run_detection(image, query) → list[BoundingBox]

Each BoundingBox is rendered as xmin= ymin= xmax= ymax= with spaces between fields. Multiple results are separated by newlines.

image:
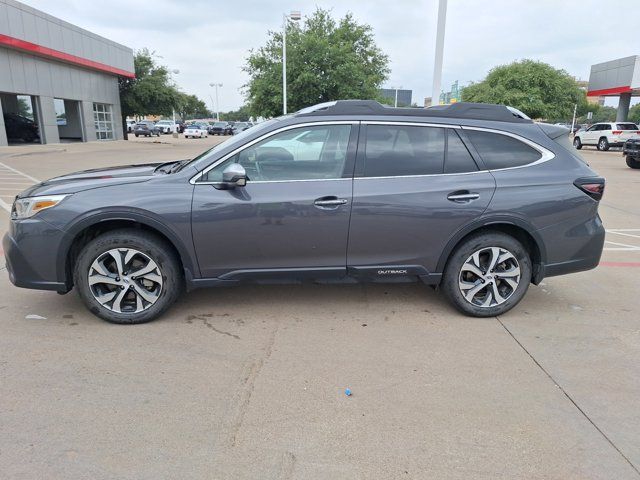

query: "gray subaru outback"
xmin=3 ymin=101 xmax=605 ymax=324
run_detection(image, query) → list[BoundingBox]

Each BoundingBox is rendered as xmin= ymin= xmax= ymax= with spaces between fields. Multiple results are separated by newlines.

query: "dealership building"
xmin=0 ymin=0 xmax=134 ymax=146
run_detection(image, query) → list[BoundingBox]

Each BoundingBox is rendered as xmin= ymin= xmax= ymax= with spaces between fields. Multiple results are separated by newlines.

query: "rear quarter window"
xmin=464 ymin=130 xmax=542 ymax=170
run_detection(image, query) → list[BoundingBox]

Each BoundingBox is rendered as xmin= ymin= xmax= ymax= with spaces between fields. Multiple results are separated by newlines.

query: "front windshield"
xmin=182 ymin=118 xmax=280 ymax=170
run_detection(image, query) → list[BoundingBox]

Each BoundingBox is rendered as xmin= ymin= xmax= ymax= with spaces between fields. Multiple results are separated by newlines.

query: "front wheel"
xmin=74 ymin=229 xmax=182 ymax=324
xmin=441 ymin=232 xmax=532 ymax=317
xmin=627 ymin=156 xmax=640 ymax=169
xmin=573 ymin=137 xmax=582 ymax=149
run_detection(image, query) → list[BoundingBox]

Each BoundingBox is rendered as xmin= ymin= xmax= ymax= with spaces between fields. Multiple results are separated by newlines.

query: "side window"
xmin=465 ymin=130 xmax=542 ymax=170
xmin=363 ymin=125 xmax=445 ymax=177
xmin=445 ymin=130 xmax=478 ymax=174
xmin=203 ymin=125 xmax=351 ymax=182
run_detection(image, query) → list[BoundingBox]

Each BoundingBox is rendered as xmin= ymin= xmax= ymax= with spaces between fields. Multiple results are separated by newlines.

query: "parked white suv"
xmin=155 ymin=120 xmax=178 ymax=134
xmin=573 ymin=122 xmax=640 ymax=151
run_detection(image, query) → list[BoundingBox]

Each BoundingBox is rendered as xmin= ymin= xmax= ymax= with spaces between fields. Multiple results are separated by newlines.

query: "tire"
xmin=573 ymin=137 xmax=582 ymax=149
xmin=135 ymin=134 xmax=139 ymax=137
xmin=627 ymin=156 xmax=640 ymax=169
xmin=74 ymin=229 xmax=183 ymax=324
xmin=441 ymin=232 xmax=532 ymax=318
xmin=597 ymin=137 xmax=610 ymax=151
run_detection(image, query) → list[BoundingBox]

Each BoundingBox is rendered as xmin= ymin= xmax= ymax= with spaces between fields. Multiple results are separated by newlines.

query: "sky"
xmin=21 ymin=0 xmax=640 ymax=112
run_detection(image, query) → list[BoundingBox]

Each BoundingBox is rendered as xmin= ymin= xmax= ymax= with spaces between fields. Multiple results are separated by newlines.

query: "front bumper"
xmin=623 ymin=141 xmax=640 ymax=157
xmin=3 ymin=218 xmax=69 ymax=292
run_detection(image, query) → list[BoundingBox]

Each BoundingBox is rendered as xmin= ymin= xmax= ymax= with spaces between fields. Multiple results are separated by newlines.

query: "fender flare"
xmin=56 ymin=208 xmax=198 ymax=284
xmin=435 ymin=214 xmax=547 ymax=274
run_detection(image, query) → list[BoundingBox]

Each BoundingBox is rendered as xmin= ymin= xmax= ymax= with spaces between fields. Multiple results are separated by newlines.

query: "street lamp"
xmin=209 ymin=83 xmax=223 ymax=121
xmin=172 ymin=69 xmax=180 ymax=127
xmin=390 ymin=86 xmax=403 ymax=107
xmin=282 ymin=10 xmax=302 ymax=115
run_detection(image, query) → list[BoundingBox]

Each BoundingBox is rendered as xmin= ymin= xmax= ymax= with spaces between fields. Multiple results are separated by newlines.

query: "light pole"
xmin=209 ymin=83 xmax=222 ymax=121
xmin=390 ymin=86 xmax=403 ymax=107
xmin=282 ymin=10 xmax=302 ymax=115
xmin=431 ymin=0 xmax=448 ymax=105
xmin=171 ymin=69 xmax=180 ymax=131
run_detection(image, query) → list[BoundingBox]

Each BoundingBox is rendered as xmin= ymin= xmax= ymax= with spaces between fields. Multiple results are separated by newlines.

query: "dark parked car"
xmin=133 ymin=122 xmax=161 ymax=137
xmin=623 ymin=137 xmax=640 ymax=169
xmin=208 ymin=121 xmax=232 ymax=135
xmin=4 ymin=100 xmax=605 ymax=324
xmin=232 ymin=122 xmax=250 ymax=135
xmin=3 ymin=113 xmax=39 ymax=143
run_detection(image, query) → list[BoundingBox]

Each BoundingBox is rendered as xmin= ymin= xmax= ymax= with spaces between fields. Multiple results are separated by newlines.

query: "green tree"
xmin=244 ymin=8 xmax=390 ymax=117
xmin=220 ymin=105 xmax=252 ymax=122
xmin=461 ymin=60 xmax=586 ymax=121
xmin=175 ymin=93 xmax=211 ymax=120
xmin=576 ymin=104 xmax=617 ymax=124
xmin=628 ymin=103 xmax=640 ymax=124
xmin=118 ymin=49 xmax=180 ymax=135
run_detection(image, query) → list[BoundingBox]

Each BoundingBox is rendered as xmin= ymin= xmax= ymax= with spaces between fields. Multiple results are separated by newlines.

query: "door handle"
xmin=447 ymin=191 xmax=480 ymax=203
xmin=314 ymin=196 xmax=348 ymax=208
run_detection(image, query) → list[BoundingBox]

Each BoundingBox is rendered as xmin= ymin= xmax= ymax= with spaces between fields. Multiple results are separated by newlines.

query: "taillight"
xmin=574 ymin=177 xmax=605 ymax=201
xmin=612 ymin=131 xmax=622 ymax=135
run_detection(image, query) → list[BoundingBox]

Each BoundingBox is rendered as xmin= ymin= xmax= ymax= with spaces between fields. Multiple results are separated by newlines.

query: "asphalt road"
xmin=0 ymin=137 xmax=639 ymax=479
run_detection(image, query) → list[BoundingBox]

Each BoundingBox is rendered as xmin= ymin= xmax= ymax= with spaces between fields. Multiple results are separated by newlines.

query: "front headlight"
xmin=11 ymin=195 xmax=68 ymax=220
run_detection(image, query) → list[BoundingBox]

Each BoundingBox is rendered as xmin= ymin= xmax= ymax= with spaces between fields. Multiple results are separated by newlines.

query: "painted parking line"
xmin=604 ymin=229 xmax=640 ymax=252
xmin=0 ymin=161 xmax=40 ymax=213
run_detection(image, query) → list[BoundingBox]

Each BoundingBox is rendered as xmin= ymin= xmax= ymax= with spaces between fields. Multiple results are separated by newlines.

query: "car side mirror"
xmin=220 ymin=164 xmax=247 ymax=188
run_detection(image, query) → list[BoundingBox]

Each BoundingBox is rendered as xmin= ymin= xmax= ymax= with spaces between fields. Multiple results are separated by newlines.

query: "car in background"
xmin=133 ymin=122 xmax=161 ymax=137
xmin=184 ymin=124 xmax=208 ymax=138
xmin=208 ymin=122 xmax=232 ymax=135
xmin=3 ymin=113 xmax=39 ymax=143
xmin=126 ymin=120 xmax=136 ymax=133
xmin=232 ymin=122 xmax=250 ymax=135
xmin=573 ymin=122 xmax=640 ymax=151
xmin=155 ymin=120 xmax=177 ymax=134
xmin=623 ymin=137 xmax=640 ymax=169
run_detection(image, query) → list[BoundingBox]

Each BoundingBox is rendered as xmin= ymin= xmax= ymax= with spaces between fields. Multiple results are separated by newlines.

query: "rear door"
xmin=347 ymin=122 xmax=495 ymax=277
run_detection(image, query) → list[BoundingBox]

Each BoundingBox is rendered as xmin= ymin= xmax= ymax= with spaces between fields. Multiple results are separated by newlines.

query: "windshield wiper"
xmin=154 ymin=160 xmax=186 ymax=174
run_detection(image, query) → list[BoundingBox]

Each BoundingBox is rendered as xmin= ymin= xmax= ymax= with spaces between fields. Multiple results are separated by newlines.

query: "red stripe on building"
xmin=587 ymin=86 xmax=632 ymax=97
xmin=0 ymin=33 xmax=135 ymax=78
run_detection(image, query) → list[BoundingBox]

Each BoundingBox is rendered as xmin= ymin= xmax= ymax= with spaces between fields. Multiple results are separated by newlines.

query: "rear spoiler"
xmin=538 ymin=122 xmax=570 ymax=140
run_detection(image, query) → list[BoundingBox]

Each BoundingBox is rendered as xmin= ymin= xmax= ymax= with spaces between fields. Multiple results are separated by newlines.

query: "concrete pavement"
xmin=0 ymin=140 xmax=639 ymax=479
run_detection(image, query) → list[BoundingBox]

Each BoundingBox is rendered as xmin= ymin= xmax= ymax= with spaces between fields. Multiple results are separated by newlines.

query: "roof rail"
xmin=296 ymin=100 xmax=533 ymax=123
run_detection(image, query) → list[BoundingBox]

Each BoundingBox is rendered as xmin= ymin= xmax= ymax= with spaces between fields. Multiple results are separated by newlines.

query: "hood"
xmin=18 ymin=163 xmax=163 ymax=197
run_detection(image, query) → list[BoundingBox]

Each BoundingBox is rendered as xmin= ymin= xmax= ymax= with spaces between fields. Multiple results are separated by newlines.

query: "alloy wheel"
xmin=458 ymin=246 xmax=521 ymax=308
xmin=88 ymin=248 xmax=163 ymax=314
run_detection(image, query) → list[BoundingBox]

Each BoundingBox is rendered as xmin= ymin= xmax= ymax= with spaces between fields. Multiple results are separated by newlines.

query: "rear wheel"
xmin=573 ymin=137 xmax=582 ymax=149
xmin=597 ymin=137 xmax=610 ymax=151
xmin=627 ymin=156 xmax=640 ymax=169
xmin=441 ymin=232 xmax=532 ymax=317
xmin=74 ymin=229 xmax=182 ymax=324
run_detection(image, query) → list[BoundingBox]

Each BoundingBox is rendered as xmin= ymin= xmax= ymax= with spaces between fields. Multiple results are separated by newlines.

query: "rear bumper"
xmin=3 ymin=219 xmax=68 ymax=292
xmin=537 ymin=213 xmax=605 ymax=280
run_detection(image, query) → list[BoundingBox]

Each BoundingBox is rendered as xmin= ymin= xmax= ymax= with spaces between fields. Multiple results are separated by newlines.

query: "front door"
xmin=192 ymin=123 xmax=358 ymax=279
xmin=347 ymin=123 xmax=495 ymax=277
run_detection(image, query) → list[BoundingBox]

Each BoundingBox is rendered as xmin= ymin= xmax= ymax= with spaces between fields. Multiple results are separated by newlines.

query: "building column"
xmin=80 ymin=101 xmax=96 ymax=142
xmin=112 ymin=101 xmax=124 ymax=141
xmin=36 ymin=96 xmax=60 ymax=144
xmin=0 ymin=98 xmax=7 ymax=147
xmin=616 ymin=92 xmax=632 ymax=122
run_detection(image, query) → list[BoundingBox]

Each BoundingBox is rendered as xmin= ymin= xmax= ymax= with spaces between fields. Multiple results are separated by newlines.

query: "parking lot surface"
xmin=0 ymin=138 xmax=639 ymax=479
